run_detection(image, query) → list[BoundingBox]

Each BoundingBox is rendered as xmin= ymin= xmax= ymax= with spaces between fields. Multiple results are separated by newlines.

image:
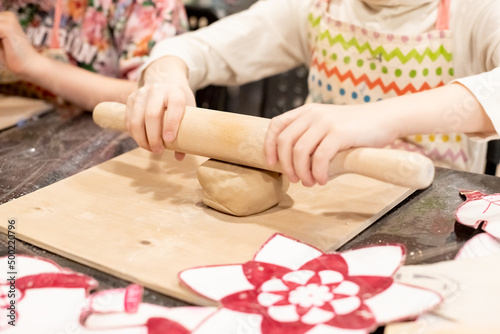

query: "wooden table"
xmin=1 ymin=106 xmax=497 ymax=309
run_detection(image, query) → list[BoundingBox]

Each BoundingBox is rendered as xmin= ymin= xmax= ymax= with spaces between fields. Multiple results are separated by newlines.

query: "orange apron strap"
xmin=435 ymin=0 xmax=451 ymax=30
xmin=50 ymin=0 xmax=63 ymax=49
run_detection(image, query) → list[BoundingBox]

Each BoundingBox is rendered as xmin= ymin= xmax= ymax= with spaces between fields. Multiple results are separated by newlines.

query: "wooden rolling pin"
xmin=93 ymin=102 xmax=435 ymax=189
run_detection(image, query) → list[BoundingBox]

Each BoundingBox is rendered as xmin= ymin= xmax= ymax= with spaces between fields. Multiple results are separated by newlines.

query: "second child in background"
xmin=0 ymin=0 xmax=188 ymax=110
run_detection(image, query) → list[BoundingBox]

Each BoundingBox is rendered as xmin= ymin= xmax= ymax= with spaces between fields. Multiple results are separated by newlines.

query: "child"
xmin=125 ymin=0 xmax=500 ymax=186
xmin=0 ymin=0 xmax=188 ymax=110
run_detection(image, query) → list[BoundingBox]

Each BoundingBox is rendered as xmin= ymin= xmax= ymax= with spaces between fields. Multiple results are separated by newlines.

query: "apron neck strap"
xmin=50 ymin=0 xmax=63 ymax=49
xmin=435 ymin=0 xmax=451 ymax=30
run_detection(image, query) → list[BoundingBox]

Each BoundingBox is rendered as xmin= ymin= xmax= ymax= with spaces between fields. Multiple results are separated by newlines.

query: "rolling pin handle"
xmin=93 ymin=102 xmax=127 ymax=132
xmin=329 ymin=148 xmax=435 ymax=189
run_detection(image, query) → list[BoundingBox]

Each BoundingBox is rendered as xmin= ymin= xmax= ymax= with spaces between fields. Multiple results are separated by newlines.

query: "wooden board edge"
xmin=326 ymin=187 xmax=416 ymax=252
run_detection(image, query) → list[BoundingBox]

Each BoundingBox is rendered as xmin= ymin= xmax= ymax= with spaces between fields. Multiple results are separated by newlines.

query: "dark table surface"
xmin=0 ymin=106 xmax=497 ymax=309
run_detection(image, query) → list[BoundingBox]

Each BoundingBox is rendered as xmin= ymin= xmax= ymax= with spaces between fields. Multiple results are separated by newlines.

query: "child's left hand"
xmin=0 ymin=11 xmax=43 ymax=79
xmin=264 ymin=103 xmax=398 ymax=187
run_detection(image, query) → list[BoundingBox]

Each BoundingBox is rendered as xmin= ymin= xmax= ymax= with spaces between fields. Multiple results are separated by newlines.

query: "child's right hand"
xmin=125 ymin=57 xmax=195 ymax=158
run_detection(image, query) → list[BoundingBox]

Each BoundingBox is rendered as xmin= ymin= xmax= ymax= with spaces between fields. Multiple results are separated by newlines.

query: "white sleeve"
xmin=452 ymin=0 xmax=500 ymax=135
xmin=456 ymin=68 xmax=500 ymax=136
xmin=143 ymin=0 xmax=311 ymax=90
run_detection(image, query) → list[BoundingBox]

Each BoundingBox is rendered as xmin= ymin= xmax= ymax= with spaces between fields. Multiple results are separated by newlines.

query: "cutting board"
xmin=0 ymin=148 xmax=415 ymax=305
xmin=0 ymin=95 xmax=52 ymax=130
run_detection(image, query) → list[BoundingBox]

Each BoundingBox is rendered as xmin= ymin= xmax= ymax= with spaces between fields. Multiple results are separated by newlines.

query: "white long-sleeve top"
xmin=144 ymin=0 xmax=500 ymax=135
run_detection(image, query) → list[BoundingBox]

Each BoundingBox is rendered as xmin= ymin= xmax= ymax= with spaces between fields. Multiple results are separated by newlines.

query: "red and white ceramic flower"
xmin=455 ymin=190 xmax=500 ymax=238
xmin=180 ymin=234 xmax=443 ymax=334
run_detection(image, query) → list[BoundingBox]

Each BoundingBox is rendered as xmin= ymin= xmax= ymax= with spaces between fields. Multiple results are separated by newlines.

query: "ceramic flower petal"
xmin=243 ymin=261 xmax=292 ymax=288
xmin=254 ymin=234 xmax=324 ymax=270
xmin=455 ymin=232 xmax=500 ymax=260
xmin=300 ymin=254 xmax=349 ymax=276
xmin=455 ymin=190 xmax=500 ymax=238
xmin=364 ymin=282 xmax=442 ymax=323
xmin=182 ymin=234 xmax=442 ymax=334
xmin=340 ymin=245 xmax=405 ymax=277
xmin=180 ymin=264 xmax=255 ymax=301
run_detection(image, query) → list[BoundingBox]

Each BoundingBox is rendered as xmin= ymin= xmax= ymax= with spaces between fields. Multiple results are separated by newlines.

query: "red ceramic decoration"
xmin=180 ymin=234 xmax=443 ymax=334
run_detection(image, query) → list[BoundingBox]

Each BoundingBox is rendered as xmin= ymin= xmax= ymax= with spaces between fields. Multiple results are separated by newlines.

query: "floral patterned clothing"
xmin=0 ymin=0 xmax=188 ymax=80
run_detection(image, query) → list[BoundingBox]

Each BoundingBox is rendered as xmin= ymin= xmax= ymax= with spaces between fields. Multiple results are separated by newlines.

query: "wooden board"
xmin=0 ymin=95 xmax=52 ymax=130
xmin=0 ymin=148 xmax=415 ymax=305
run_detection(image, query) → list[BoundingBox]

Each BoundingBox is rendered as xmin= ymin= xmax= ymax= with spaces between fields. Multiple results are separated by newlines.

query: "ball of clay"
xmin=197 ymin=159 xmax=289 ymax=216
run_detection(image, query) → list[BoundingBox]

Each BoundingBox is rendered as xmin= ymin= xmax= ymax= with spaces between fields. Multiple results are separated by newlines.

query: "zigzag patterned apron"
xmin=307 ymin=0 xmax=485 ymax=172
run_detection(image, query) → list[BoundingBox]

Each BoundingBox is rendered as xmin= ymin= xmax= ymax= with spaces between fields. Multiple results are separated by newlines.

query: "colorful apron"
xmin=307 ymin=0 xmax=486 ymax=173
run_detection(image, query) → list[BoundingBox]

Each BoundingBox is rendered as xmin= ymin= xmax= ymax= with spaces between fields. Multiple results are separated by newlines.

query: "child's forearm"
xmin=378 ymin=83 xmax=495 ymax=138
xmin=23 ymin=56 xmax=137 ymax=111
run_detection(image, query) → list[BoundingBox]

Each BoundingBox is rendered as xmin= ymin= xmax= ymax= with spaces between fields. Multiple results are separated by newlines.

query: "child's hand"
xmin=125 ymin=58 xmax=195 ymax=158
xmin=264 ymin=103 xmax=398 ymax=187
xmin=0 ymin=12 xmax=42 ymax=78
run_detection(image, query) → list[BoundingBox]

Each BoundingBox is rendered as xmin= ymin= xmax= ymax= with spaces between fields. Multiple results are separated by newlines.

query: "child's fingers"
xmin=144 ymin=86 xmax=167 ymax=154
xmin=292 ymin=127 xmax=328 ymax=187
xmin=162 ymin=88 xmax=186 ymax=143
xmin=125 ymin=94 xmax=134 ymax=133
xmin=264 ymin=107 xmax=305 ymax=166
xmin=126 ymin=89 xmax=151 ymax=152
xmin=0 ymin=17 xmax=37 ymax=76
xmin=0 ymin=13 xmax=29 ymax=43
xmin=174 ymin=151 xmax=186 ymax=161
xmin=0 ymin=12 xmax=17 ymax=32
xmin=311 ymin=134 xmax=339 ymax=186
xmin=275 ymin=115 xmax=311 ymax=183
xmin=0 ymin=11 xmax=17 ymax=21
xmin=167 ymin=99 xmax=187 ymax=161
